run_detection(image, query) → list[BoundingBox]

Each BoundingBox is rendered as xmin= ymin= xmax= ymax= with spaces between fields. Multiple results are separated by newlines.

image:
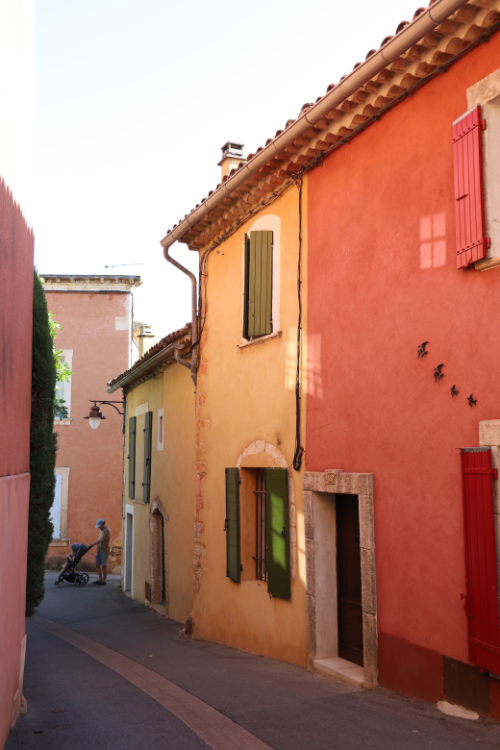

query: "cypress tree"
xmin=26 ymin=273 xmax=57 ymax=617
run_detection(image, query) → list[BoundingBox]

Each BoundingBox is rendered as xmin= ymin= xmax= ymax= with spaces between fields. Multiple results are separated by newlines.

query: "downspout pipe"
xmin=163 ymin=245 xmax=198 ymax=387
xmin=159 ymin=0 xmax=469 ymax=252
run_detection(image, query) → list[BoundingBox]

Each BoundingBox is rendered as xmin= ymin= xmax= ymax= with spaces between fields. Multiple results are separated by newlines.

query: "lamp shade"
xmin=84 ymin=403 xmax=106 ymax=429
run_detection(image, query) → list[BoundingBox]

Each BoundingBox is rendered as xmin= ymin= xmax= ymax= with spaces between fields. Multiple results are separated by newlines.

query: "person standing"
xmin=92 ymin=518 xmax=111 ymax=585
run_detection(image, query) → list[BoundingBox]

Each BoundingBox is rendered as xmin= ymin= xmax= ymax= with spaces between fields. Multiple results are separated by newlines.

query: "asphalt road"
xmin=7 ymin=572 xmax=500 ymax=750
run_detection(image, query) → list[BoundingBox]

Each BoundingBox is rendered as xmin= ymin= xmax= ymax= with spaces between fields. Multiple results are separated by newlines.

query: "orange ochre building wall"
xmin=45 ymin=287 xmax=132 ymax=571
xmin=306 ymin=32 xmax=500 ymax=716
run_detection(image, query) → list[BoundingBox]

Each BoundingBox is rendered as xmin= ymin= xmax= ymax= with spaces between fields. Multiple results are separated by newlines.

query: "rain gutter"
xmin=107 ymin=340 xmax=189 ymax=394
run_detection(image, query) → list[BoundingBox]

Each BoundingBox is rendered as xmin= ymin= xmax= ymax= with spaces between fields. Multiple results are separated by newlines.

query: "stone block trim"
xmin=194 ymin=381 xmax=208 ymax=594
xmin=302 ymin=470 xmax=378 ymax=688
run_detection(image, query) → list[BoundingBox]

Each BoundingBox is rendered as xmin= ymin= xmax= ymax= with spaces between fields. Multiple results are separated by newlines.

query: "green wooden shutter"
xmin=243 ymin=235 xmax=250 ymax=339
xmin=225 ymin=468 xmax=241 ymax=583
xmin=266 ymin=468 xmax=290 ymax=600
xmin=143 ymin=411 xmax=152 ymax=503
xmin=128 ymin=416 xmax=136 ymax=499
xmin=248 ymin=231 xmax=273 ymax=338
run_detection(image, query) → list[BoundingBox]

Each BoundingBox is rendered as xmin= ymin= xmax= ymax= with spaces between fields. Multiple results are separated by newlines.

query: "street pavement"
xmin=6 ymin=571 xmax=500 ymax=750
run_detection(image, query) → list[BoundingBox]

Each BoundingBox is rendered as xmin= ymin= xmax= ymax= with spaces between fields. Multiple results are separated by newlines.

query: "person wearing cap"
xmin=91 ymin=519 xmax=111 ymax=586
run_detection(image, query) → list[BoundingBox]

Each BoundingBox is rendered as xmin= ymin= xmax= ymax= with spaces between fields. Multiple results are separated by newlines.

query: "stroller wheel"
xmin=75 ymin=573 xmax=89 ymax=587
xmin=55 ymin=578 xmax=63 ymax=586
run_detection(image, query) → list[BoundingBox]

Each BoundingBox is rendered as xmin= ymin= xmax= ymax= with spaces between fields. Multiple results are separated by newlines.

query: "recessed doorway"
xmin=125 ymin=507 xmax=134 ymax=596
xmin=303 ymin=470 xmax=377 ymax=689
xmin=336 ymin=495 xmax=363 ymax=666
xmin=150 ymin=499 xmax=168 ymax=614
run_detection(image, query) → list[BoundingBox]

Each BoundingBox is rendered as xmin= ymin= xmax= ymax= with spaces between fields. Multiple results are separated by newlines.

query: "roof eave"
xmin=160 ymin=0 xmax=470 ymax=251
xmin=107 ymin=341 xmax=190 ymax=393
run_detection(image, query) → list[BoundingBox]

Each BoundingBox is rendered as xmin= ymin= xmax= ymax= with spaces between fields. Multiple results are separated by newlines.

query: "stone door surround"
xmin=303 ymin=470 xmax=377 ymax=689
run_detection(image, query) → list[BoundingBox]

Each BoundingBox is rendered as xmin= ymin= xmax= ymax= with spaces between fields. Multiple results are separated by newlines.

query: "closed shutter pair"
xmin=225 ymin=467 xmax=291 ymax=600
xmin=460 ymin=448 xmax=500 ymax=674
xmin=243 ymin=231 xmax=273 ymax=339
xmin=453 ymin=105 xmax=489 ymax=268
xmin=128 ymin=412 xmax=152 ymax=502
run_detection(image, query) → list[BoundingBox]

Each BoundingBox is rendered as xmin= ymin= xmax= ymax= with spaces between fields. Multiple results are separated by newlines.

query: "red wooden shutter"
xmin=461 ymin=448 xmax=500 ymax=674
xmin=453 ymin=106 xmax=488 ymax=269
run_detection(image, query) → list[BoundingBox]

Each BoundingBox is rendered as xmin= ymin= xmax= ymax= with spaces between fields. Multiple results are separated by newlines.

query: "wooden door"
xmin=337 ymin=495 xmax=363 ymax=666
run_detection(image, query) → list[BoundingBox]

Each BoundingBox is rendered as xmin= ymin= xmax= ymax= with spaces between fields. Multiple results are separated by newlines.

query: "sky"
xmin=36 ymin=0 xmax=420 ymax=340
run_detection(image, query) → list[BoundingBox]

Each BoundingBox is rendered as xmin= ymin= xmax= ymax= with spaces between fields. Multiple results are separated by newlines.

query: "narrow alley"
xmin=7 ymin=573 xmax=500 ymax=750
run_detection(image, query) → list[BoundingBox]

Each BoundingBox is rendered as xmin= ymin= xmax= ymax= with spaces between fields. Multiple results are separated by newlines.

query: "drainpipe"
xmin=163 ymin=245 xmax=198 ymax=388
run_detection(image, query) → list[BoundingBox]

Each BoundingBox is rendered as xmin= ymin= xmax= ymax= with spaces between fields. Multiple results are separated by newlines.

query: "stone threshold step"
xmin=313 ymin=656 xmax=364 ymax=688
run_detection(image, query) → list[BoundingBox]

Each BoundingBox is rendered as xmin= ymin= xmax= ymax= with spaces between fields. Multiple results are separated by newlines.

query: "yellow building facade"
xmin=107 ymin=325 xmax=195 ymax=625
xmin=181 ymin=182 xmax=310 ymax=666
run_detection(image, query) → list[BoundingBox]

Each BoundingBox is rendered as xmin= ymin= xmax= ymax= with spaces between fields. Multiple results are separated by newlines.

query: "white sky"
xmin=36 ymin=0 xmax=420 ymax=340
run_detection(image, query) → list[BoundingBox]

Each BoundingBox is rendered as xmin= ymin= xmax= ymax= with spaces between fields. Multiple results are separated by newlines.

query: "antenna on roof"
xmin=104 ymin=263 xmax=144 ymax=274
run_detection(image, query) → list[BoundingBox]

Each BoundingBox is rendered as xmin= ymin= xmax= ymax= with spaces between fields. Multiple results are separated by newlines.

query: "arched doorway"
xmin=150 ymin=500 xmax=167 ymax=608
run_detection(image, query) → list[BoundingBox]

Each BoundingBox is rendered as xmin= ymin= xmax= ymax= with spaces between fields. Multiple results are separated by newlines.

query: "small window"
xmin=254 ymin=469 xmax=267 ymax=581
xmin=54 ymin=349 xmax=73 ymax=422
xmin=50 ymin=468 xmax=69 ymax=540
xmin=55 ymin=357 xmax=65 ymax=404
xmin=225 ymin=466 xmax=290 ymax=599
xmin=51 ymin=474 xmax=62 ymax=539
xmin=243 ymin=231 xmax=273 ymax=339
xmin=157 ymin=408 xmax=164 ymax=451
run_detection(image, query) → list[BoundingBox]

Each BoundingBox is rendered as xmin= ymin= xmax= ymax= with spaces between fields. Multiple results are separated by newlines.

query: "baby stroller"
xmin=55 ymin=543 xmax=90 ymax=587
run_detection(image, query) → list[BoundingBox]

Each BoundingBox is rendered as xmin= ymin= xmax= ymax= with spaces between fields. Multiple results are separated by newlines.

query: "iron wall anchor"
xmin=417 ymin=341 xmax=428 ymax=359
xmin=434 ymin=364 xmax=444 ymax=382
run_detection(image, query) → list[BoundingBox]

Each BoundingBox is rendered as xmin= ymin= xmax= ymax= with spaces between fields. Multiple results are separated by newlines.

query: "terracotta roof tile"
xmin=107 ymin=323 xmax=191 ymax=390
xmin=164 ymin=0 xmax=500 ymax=251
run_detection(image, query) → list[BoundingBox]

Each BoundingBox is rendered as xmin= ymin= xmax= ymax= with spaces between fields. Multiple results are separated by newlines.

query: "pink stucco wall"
xmin=0 ymin=476 xmax=30 ymax=741
xmin=0 ymin=177 xmax=34 ymax=746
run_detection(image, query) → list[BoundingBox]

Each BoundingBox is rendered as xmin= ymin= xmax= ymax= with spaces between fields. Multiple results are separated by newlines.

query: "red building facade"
xmin=306 ymin=21 xmax=500 ymax=717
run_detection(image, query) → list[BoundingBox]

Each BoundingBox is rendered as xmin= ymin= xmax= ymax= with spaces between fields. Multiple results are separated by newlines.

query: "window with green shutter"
xmin=243 ymin=230 xmax=273 ymax=339
xmin=128 ymin=416 xmax=136 ymax=499
xmin=225 ymin=468 xmax=241 ymax=583
xmin=143 ymin=411 xmax=152 ymax=503
xmin=266 ymin=468 xmax=290 ymax=600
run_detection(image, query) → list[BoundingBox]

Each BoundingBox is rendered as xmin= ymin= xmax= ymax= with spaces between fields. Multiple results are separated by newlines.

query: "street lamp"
xmin=84 ymin=400 xmax=124 ymax=429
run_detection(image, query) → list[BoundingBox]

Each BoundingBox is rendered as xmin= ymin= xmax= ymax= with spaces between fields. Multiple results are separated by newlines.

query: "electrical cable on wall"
xmin=288 ymin=169 xmax=305 ymax=471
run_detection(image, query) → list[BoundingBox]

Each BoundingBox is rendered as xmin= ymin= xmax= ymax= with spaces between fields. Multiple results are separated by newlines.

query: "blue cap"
xmin=95 ymin=518 xmax=105 ymax=528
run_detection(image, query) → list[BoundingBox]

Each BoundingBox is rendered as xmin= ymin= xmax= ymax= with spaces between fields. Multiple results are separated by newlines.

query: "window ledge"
xmin=54 ymin=418 xmax=72 ymax=426
xmin=241 ymin=579 xmax=268 ymax=590
xmin=238 ymin=331 xmax=282 ymax=350
xmin=475 ymin=256 xmax=500 ymax=272
xmin=50 ymin=538 xmax=70 ymax=547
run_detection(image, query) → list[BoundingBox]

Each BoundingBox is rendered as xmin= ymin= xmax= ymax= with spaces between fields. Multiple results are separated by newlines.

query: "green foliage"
xmin=26 ymin=273 xmax=58 ymax=617
xmin=53 ymin=397 xmax=68 ymax=420
xmin=49 ymin=312 xmax=71 ymax=384
xmin=48 ymin=309 xmax=72 ymax=419
xmin=37 ymin=279 xmax=72 ymax=419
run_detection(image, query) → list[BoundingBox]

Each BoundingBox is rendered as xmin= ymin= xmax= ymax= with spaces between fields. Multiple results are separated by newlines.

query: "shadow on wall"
xmin=286 ymin=327 xmax=323 ymax=398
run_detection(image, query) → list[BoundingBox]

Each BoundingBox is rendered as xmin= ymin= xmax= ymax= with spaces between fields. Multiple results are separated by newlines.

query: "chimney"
xmin=218 ymin=142 xmax=245 ymax=179
xmin=138 ymin=324 xmax=155 ymax=358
